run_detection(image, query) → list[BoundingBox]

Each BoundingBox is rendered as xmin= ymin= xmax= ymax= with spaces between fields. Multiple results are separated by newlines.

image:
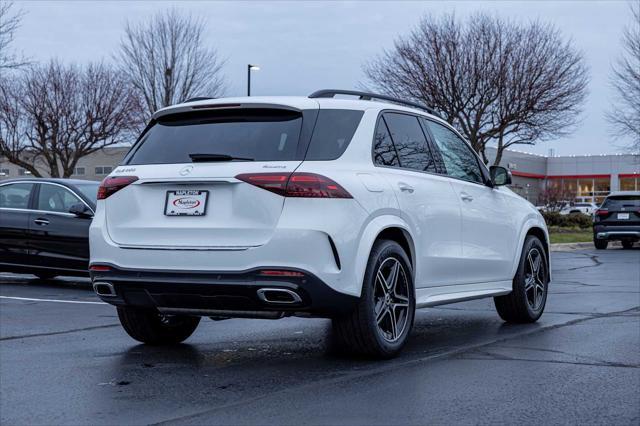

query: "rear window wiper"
xmin=189 ymin=153 xmax=254 ymax=162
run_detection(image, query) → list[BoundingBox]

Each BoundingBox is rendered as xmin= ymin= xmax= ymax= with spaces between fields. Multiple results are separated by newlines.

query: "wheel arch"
xmin=353 ymin=215 xmax=415 ymax=297
xmin=511 ymin=220 xmax=551 ymax=281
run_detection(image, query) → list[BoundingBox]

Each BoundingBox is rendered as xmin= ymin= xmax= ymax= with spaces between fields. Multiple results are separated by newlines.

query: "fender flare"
xmin=352 ymin=214 xmax=414 ymax=298
xmin=510 ymin=216 xmax=551 ymax=280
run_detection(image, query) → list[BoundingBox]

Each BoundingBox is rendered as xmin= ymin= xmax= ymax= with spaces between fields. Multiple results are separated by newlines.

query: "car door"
xmin=422 ymin=118 xmax=516 ymax=284
xmin=28 ymin=183 xmax=92 ymax=272
xmin=373 ymin=112 xmax=464 ymax=288
xmin=0 ymin=182 xmax=37 ymax=268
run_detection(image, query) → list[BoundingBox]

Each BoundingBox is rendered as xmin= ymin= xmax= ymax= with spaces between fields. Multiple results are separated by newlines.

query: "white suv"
xmin=90 ymin=90 xmax=550 ymax=358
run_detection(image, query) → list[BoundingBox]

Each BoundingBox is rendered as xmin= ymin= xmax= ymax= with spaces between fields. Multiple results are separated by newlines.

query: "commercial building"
xmin=1 ymin=146 xmax=638 ymax=205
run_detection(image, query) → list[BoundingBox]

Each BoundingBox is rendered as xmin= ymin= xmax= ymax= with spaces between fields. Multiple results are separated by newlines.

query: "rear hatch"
xmin=595 ymin=195 xmax=640 ymax=226
xmin=105 ymin=106 xmax=315 ymax=249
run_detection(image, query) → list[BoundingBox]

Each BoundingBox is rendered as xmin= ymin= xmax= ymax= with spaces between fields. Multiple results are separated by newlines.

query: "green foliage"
xmin=542 ymin=212 xmax=592 ymax=229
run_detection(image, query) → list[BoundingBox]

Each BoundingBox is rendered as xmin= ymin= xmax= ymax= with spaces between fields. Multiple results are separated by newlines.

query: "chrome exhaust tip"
xmin=93 ymin=281 xmax=116 ymax=297
xmin=257 ymin=288 xmax=302 ymax=304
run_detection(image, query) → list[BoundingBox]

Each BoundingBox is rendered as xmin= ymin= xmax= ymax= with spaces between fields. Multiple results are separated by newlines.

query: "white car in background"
xmin=559 ymin=202 xmax=599 ymax=215
xmin=89 ymin=90 xmax=550 ymax=358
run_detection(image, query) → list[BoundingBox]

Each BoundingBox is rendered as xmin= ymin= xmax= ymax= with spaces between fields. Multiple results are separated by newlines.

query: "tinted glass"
xmin=602 ymin=195 xmax=640 ymax=209
xmin=373 ymin=119 xmax=400 ymax=167
xmin=305 ymin=110 xmax=364 ymax=160
xmin=0 ymin=183 xmax=34 ymax=209
xmin=127 ymin=109 xmax=303 ymax=165
xmin=74 ymin=183 xmax=100 ymax=203
xmin=424 ymin=120 xmax=484 ymax=184
xmin=38 ymin=184 xmax=81 ymax=213
xmin=383 ymin=113 xmax=437 ymax=172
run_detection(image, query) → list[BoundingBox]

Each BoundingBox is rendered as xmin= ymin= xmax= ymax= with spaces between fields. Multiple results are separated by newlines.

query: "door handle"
xmin=460 ymin=192 xmax=474 ymax=202
xmin=398 ymin=182 xmax=415 ymax=193
xmin=34 ymin=218 xmax=50 ymax=226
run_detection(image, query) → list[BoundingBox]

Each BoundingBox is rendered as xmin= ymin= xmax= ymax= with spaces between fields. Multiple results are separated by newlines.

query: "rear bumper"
xmin=90 ymin=265 xmax=358 ymax=318
xmin=593 ymin=225 xmax=640 ymax=241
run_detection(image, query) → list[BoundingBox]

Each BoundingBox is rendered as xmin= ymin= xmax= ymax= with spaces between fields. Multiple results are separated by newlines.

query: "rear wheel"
xmin=117 ymin=307 xmax=200 ymax=345
xmin=332 ymin=240 xmax=415 ymax=359
xmin=621 ymin=241 xmax=634 ymax=249
xmin=494 ymin=235 xmax=549 ymax=323
xmin=594 ymin=239 xmax=608 ymax=250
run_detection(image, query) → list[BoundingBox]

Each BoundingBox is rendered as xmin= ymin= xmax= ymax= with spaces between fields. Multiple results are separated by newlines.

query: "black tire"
xmin=35 ymin=273 xmax=57 ymax=280
xmin=621 ymin=241 xmax=634 ymax=249
xmin=494 ymin=235 xmax=549 ymax=323
xmin=594 ymin=239 xmax=608 ymax=250
xmin=117 ymin=307 xmax=200 ymax=345
xmin=332 ymin=239 xmax=415 ymax=359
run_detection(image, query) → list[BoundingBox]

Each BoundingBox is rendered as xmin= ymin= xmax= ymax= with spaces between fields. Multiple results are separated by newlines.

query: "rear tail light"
xmin=236 ymin=173 xmax=352 ymax=198
xmin=595 ymin=209 xmax=609 ymax=216
xmin=97 ymin=176 xmax=138 ymax=200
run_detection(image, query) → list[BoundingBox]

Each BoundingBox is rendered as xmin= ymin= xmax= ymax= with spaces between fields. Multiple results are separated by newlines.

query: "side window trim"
xmin=421 ymin=118 xmax=491 ymax=186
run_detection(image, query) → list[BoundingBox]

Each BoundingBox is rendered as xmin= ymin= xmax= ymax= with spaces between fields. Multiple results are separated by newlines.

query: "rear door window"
xmin=373 ymin=119 xmax=400 ymax=167
xmin=0 ymin=183 xmax=34 ymax=209
xmin=383 ymin=113 xmax=438 ymax=173
xmin=126 ymin=109 xmax=303 ymax=165
xmin=37 ymin=184 xmax=82 ymax=213
xmin=305 ymin=110 xmax=364 ymax=160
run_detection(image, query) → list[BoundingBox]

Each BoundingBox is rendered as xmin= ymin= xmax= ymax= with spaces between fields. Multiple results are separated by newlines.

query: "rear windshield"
xmin=126 ymin=109 xmax=303 ymax=165
xmin=602 ymin=196 xmax=640 ymax=209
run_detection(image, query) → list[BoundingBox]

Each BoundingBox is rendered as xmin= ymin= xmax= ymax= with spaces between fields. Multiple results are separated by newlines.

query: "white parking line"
xmin=0 ymin=296 xmax=107 ymax=305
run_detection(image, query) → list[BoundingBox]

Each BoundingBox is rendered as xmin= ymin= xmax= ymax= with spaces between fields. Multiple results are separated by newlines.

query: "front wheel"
xmin=594 ymin=239 xmax=608 ymax=250
xmin=117 ymin=307 xmax=200 ymax=345
xmin=494 ymin=235 xmax=549 ymax=323
xmin=332 ymin=239 xmax=415 ymax=359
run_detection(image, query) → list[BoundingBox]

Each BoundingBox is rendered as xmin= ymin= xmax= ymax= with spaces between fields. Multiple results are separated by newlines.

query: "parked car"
xmin=90 ymin=90 xmax=550 ymax=358
xmin=0 ymin=178 xmax=99 ymax=279
xmin=593 ymin=191 xmax=640 ymax=250
xmin=559 ymin=202 xmax=599 ymax=216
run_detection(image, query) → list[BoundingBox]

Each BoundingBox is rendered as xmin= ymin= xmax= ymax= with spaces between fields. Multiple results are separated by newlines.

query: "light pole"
xmin=247 ymin=64 xmax=260 ymax=96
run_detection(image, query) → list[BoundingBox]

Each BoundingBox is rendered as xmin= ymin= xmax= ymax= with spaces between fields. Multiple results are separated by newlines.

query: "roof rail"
xmin=308 ymin=89 xmax=439 ymax=116
xmin=183 ymin=97 xmax=214 ymax=103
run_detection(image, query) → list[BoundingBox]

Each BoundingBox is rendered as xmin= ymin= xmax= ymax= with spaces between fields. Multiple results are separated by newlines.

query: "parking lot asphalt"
xmin=1 ymin=247 xmax=639 ymax=425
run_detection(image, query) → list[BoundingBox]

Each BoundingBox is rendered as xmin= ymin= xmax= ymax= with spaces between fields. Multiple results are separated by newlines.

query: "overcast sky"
xmin=9 ymin=0 xmax=635 ymax=156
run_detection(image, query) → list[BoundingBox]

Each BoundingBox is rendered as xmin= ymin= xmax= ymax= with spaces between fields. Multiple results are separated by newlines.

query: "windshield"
xmin=74 ymin=183 xmax=100 ymax=203
xmin=126 ymin=109 xmax=303 ymax=165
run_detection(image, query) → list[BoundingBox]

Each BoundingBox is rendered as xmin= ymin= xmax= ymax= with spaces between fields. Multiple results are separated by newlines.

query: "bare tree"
xmin=364 ymin=13 xmax=589 ymax=165
xmin=117 ymin=9 xmax=226 ymax=122
xmin=0 ymin=1 xmax=28 ymax=70
xmin=0 ymin=61 xmax=138 ymax=177
xmin=607 ymin=2 xmax=640 ymax=150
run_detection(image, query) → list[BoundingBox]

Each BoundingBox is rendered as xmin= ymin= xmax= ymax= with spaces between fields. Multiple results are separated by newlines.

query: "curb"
xmin=550 ymin=242 xmax=593 ymax=252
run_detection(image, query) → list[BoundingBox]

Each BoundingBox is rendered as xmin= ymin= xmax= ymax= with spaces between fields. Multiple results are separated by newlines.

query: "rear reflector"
xmin=259 ymin=270 xmax=305 ymax=277
xmin=97 ymin=176 xmax=138 ymax=200
xmin=89 ymin=265 xmax=111 ymax=272
xmin=236 ymin=173 xmax=352 ymax=198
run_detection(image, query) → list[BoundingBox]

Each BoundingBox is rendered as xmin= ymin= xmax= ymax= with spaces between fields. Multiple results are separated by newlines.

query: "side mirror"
xmin=69 ymin=203 xmax=93 ymax=218
xmin=489 ymin=166 xmax=512 ymax=186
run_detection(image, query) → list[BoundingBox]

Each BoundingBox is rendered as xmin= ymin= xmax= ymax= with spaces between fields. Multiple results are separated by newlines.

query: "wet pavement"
xmin=1 ymin=247 xmax=639 ymax=425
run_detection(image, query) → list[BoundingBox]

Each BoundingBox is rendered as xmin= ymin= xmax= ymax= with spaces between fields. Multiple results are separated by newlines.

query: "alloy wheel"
xmin=524 ymin=248 xmax=546 ymax=311
xmin=373 ymin=257 xmax=411 ymax=342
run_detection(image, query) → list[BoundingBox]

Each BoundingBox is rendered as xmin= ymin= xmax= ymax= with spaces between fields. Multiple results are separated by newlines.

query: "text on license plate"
xmin=165 ymin=190 xmax=208 ymax=216
xmin=617 ymin=213 xmax=630 ymax=220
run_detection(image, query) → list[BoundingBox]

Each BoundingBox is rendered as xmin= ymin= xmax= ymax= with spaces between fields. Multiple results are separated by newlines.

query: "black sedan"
xmin=593 ymin=191 xmax=640 ymax=249
xmin=0 ymin=178 xmax=99 ymax=279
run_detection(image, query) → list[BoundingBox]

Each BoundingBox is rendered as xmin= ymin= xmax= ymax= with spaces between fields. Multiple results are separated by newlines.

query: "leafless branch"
xmin=0 ymin=1 xmax=29 ymax=70
xmin=363 ymin=12 xmax=589 ymax=165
